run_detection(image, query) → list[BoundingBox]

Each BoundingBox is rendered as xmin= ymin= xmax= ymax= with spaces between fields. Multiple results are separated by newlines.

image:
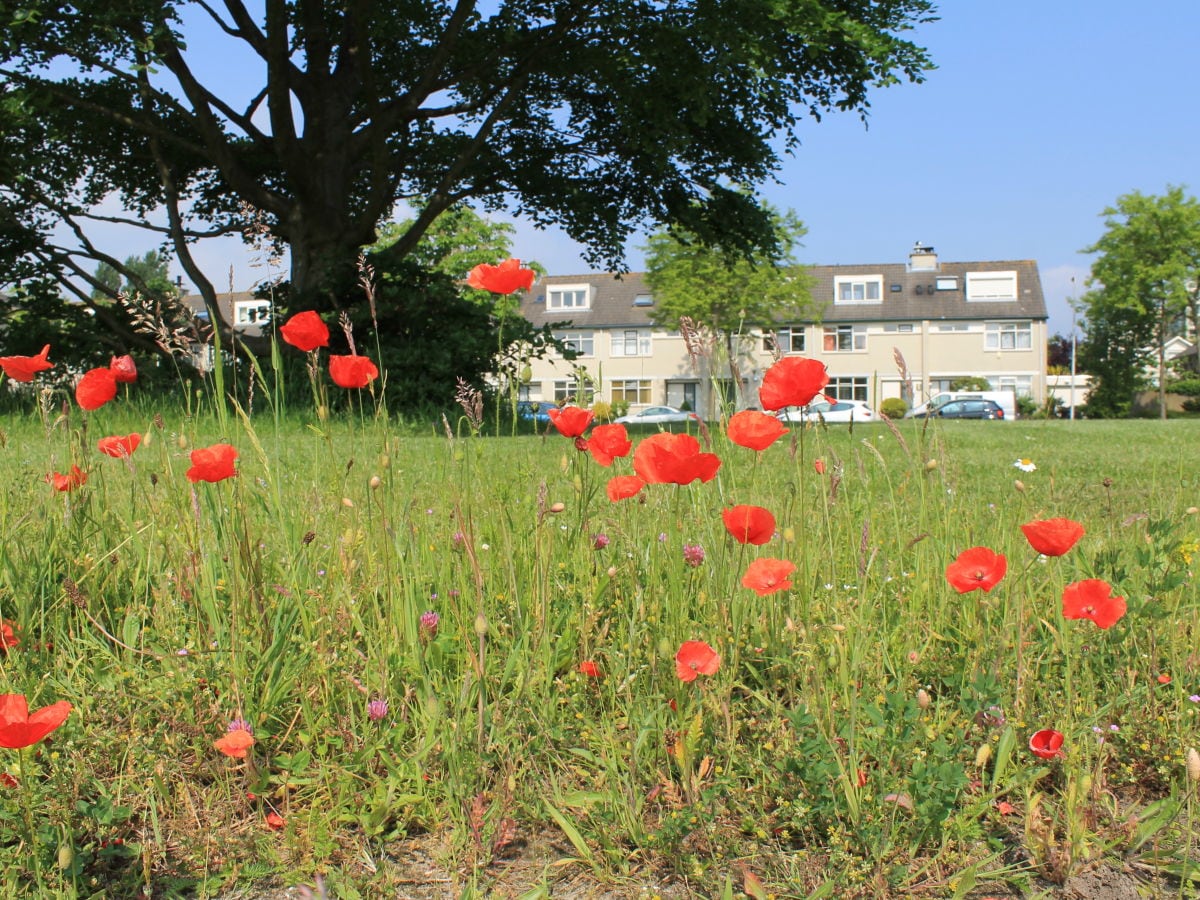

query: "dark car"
xmin=919 ymin=399 xmax=1005 ymax=420
xmin=516 ymin=400 xmax=557 ymax=424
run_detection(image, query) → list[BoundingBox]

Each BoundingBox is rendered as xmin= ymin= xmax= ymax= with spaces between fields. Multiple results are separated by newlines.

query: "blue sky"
xmin=130 ymin=1 xmax=1200 ymax=336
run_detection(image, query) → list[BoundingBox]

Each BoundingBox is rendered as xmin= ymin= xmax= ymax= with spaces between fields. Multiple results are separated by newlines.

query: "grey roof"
xmin=519 ymin=259 xmax=1047 ymax=329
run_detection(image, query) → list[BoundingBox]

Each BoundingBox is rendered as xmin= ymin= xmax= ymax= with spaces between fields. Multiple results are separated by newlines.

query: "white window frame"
xmin=610 ymin=328 xmax=652 ymax=357
xmin=547 ymin=284 xmax=592 ymax=310
xmin=989 ymin=374 xmax=1033 ymax=397
xmin=936 ymin=276 xmax=959 ymax=291
xmin=985 ymin=321 xmax=1032 ymax=351
xmin=883 ymin=323 xmax=916 ymax=333
xmin=234 ymin=300 xmax=271 ymax=326
xmin=553 ymin=379 xmax=594 ymax=404
xmin=827 ymin=376 xmax=869 ymax=402
xmin=834 ymin=275 xmax=883 ymax=305
xmin=822 ymin=324 xmax=867 ymax=353
xmin=966 ymin=271 xmax=1018 ymax=301
xmin=555 ymin=331 xmax=594 ymax=357
xmin=610 ymin=379 xmax=652 ymax=404
xmin=764 ymin=326 xmax=806 ymax=354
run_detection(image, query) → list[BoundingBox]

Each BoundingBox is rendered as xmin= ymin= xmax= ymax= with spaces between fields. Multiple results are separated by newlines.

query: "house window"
xmin=883 ymin=323 xmax=916 ymax=333
xmin=234 ymin=300 xmax=271 ymax=326
xmin=935 ymin=323 xmax=969 ymax=332
xmin=610 ymin=379 xmax=652 ymax=404
xmin=985 ymin=322 xmax=1032 ymax=351
xmin=548 ymin=285 xmax=591 ymax=310
xmin=827 ymin=376 xmax=868 ymax=402
xmin=553 ymin=379 xmax=594 ymax=404
xmin=966 ymin=271 xmax=1018 ymax=301
xmin=763 ymin=326 xmax=805 ymax=354
xmin=834 ymin=275 xmax=883 ymax=304
xmin=822 ymin=325 xmax=867 ymax=352
xmin=936 ymin=276 xmax=958 ymax=291
xmin=990 ymin=375 xmax=1033 ymax=397
xmin=554 ymin=331 xmax=594 ymax=356
xmin=633 ymin=294 xmax=654 ymax=307
xmin=610 ymin=329 xmax=652 ymax=357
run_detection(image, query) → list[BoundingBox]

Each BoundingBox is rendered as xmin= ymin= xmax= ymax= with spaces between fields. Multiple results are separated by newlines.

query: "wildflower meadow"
xmin=2 ymin=290 xmax=1200 ymax=897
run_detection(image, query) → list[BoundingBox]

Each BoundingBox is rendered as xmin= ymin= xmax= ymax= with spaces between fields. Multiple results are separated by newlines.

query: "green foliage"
xmin=1081 ymin=186 xmax=1200 ymax=417
xmin=0 ymin=0 xmax=935 ymax=309
xmin=1166 ymin=378 xmax=1200 ymax=397
xmin=879 ymin=397 xmax=908 ymax=419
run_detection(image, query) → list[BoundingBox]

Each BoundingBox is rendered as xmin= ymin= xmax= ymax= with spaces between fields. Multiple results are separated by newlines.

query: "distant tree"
xmin=643 ymin=204 xmax=812 ymax=410
xmin=1046 ymin=333 xmax=1079 ymax=373
xmin=950 ymin=375 xmax=991 ymax=391
xmin=0 ymin=0 xmax=934 ymax=330
xmin=92 ymin=250 xmax=174 ymax=301
xmin=1081 ymin=186 xmax=1200 ymax=418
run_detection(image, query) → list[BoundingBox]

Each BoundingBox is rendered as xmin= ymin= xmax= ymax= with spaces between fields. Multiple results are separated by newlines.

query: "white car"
xmin=776 ymin=399 xmax=876 ymax=424
xmin=614 ymin=405 xmax=700 ymax=425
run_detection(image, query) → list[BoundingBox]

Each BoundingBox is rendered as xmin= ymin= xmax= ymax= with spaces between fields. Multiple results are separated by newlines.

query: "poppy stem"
xmin=18 ymin=747 xmax=45 ymax=890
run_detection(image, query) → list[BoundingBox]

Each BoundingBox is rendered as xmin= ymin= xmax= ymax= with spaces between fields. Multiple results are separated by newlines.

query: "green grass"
xmin=2 ymin=406 xmax=1200 ymax=898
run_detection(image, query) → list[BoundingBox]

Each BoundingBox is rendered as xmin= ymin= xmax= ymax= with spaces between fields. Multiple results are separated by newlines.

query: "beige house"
xmin=517 ymin=245 xmax=1048 ymax=417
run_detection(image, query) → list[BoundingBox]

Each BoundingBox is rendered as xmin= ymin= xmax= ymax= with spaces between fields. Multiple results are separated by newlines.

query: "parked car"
xmin=776 ymin=399 xmax=876 ymax=424
xmin=908 ymin=390 xmax=1016 ymax=421
xmin=916 ymin=398 xmax=1005 ymax=420
xmin=614 ymin=405 xmax=699 ymax=425
xmin=516 ymin=400 xmax=557 ymax=424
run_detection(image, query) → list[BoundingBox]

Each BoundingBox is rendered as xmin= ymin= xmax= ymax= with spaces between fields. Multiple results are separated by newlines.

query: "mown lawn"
xmin=2 ymin=406 xmax=1199 ymax=898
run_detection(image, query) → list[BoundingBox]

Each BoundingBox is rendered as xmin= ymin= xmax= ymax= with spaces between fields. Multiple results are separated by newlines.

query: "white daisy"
xmin=1013 ymin=458 xmax=1036 ymax=472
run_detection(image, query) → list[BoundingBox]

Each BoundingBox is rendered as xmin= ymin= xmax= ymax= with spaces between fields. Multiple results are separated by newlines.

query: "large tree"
xmin=1081 ymin=186 xmax=1200 ymax=418
xmin=643 ymin=204 xmax=812 ymax=410
xmin=0 ymin=0 xmax=934 ymax=330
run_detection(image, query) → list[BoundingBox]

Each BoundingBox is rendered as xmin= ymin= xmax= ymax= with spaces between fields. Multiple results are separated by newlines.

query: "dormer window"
xmin=234 ymin=300 xmax=271 ymax=326
xmin=966 ymin=271 xmax=1017 ymax=301
xmin=548 ymin=284 xmax=591 ymax=310
xmin=633 ymin=294 xmax=654 ymax=307
xmin=834 ymin=275 xmax=883 ymax=304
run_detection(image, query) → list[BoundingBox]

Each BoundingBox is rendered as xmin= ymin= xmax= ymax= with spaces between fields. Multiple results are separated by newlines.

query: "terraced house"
xmin=517 ymin=244 xmax=1048 ymax=417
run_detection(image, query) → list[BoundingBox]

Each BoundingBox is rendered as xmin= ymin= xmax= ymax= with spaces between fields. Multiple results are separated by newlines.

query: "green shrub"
xmin=1167 ymin=378 xmax=1200 ymax=397
xmin=879 ymin=397 xmax=908 ymax=419
xmin=950 ymin=375 xmax=991 ymax=391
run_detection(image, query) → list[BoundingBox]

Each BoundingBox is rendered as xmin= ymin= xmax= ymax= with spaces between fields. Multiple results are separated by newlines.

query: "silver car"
xmin=614 ymin=405 xmax=700 ymax=425
xmin=777 ymin=399 xmax=876 ymax=423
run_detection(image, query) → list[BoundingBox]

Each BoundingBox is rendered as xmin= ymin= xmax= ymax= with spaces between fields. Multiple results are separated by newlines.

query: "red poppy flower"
xmin=675 ymin=640 xmax=720 ymax=682
xmin=1061 ymin=579 xmax=1126 ymax=629
xmin=548 ymin=405 xmax=594 ymax=438
xmin=279 ymin=311 xmax=330 ymax=352
xmin=722 ymin=505 xmax=776 ymax=546
xmin=0 ymin=694 xmax=72 ymax=749
xmin=1020 ymin=518 xmax=1085 ymax=557
xmin=47 ymin=465 xmax=88 ymax=492
xmin=97 ymin=434 xmax=142 ymax=458
xmin=606 ymin=475 xmax=645 ymax=501
xmin=0 ymin=773 xmax=16 ymax=788
xmin=944 ymin=547 xmax=1007 ymax=594
xmin=186 ymin=444 xmax=238 ymax=483
xmin=109 ymin=354 xmax=138 ymax=383
xmin=632 ymin=432 xmax=721 ymax=485
xmin=265 ymin=810 xmax=285 ymax=830
xmin=466 ymin=258 xmax=536 ymax=295
xmin=75 ymin=367 xmax=118 ymax=411
xmin=758 ymin=357 xmax=830 ymax=412
xmin=741 ymin=558 xmax=796 ymax=596
xmin=578 ymin=660 xmax=602 ymax=678
xmin=587 ymin=423 xmax=632 ymax=466
xmin=1029 ymin=728 xmax=1064 ymax=760
xmin=328 ymin=354 xmax=379 ymax=389
xmin=214 ymin=727 xmax=255 ymax=759
xmin=0 ymin=344 xmax=53 ymax=382
xmin=813 ymin=458 xmax=826 ymax=475
xmin=727 ymin=410 xmax=787 ymax=451
xmin=0 ymin=621 xmax=18 ymax=654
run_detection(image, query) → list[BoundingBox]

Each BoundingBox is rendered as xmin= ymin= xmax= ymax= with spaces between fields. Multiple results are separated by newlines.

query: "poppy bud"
xmin=1188 ymin=747 xmax=1200 ymax=781
xmin=1013 ymin=479 xmax=1025 ymax=493
xmin=924 ymin=459 xmax=938 ymax=471
xmin=57 ymin=843 xmax=74 ymax=870
xmin=342 ymin=497 xmax=354 ymax=508
xmin=573 ymin=436 xmax=589 ymax=452
xmin=379 ymin=454 xmax=390 ymax=469
xmin=975 ymin=744 xmax=992 ymax=768
xmin=606 ymin=566 xmax=617 ymax=578
xmin=368 ymin=476 xmax=381 ymax=490
xmin=548 ymin=502 xmax=566 ymax=514
xmin=1188 ymin=507 xmax=1199 ymax=516
xmin=177 ymin=434 xmax=189 ymax=449
xmin=916 ymin=689 xmax=931 ymax=710
xmin=473 ymin=613 xmax=488 ymax=637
